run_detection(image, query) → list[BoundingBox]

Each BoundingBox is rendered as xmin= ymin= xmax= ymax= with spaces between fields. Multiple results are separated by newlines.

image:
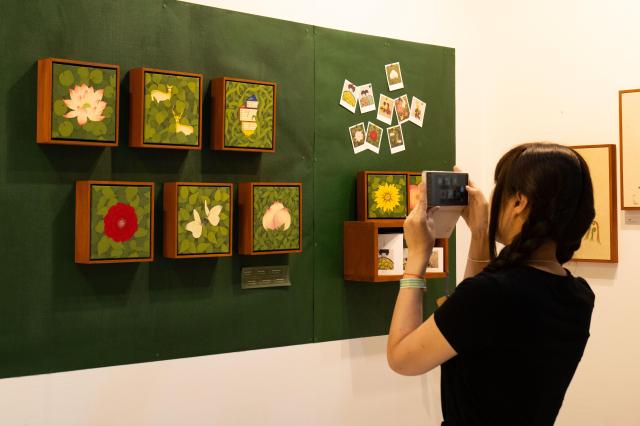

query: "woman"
xmin=387 ymin=142 xmax=595 ymax=425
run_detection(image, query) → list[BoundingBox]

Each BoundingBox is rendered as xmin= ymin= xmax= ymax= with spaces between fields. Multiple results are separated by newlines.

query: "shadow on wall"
xmin=51 ymin=186 xmax=138 ymax=312
xmin=5 ymin=62 xmax=106 ymax=184
xmin=339 ymin=335 xmax=444 ymax=423
xmin=566 ymin=261 xmax=617 ymax=285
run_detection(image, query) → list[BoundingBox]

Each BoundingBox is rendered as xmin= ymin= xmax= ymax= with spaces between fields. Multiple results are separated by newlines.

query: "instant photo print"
xmin=340 ymin=79 xmax=358 ymax=113
xmin=387 ymin=125 xmax=405 ymax=154
xmin=385 ymin=62 xmax=404 ymax=91
xmin=409 ymin=96 xmax=426 ymax=127
xmin=395 ymin=95 xmax=410 ymax=124
xmin=365 ymin=122 xmax=383 ymax=154
xmin=357 ymin=83 xmax=376 ymax=113
xmin=422 ymin=171 xmax=468 ymax=238
xmin=377 ymin=94 xmax=394 ymax=125
xmin=349 ymin=122 xmax=367 ymax=154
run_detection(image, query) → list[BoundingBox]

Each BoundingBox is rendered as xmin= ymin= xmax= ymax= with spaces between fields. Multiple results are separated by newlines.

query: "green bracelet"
xmin=399 ymin=278 xmax=427 ymax=290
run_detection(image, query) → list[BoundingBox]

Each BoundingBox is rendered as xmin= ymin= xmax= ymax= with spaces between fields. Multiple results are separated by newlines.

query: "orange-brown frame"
xmin=343 ymin=221 xmax=449 ymax=282
xmin=237 ymin=182 xmax=302 ymax=255
xmin=37 ymin=58 xmax=120 ymax=147
xmin=129 ymin=68 xmax=203 ymax=150
xmin=570 ymin=144 xmax=618 ymax=263
xmin=163 ymin=182 xmax=234 ymax=259
xmin=619 ymin=89 xmax=640 ymax=210
xmin=211 ymin=77 xmax=277 ymax=153
xmin=407 ymin=172 xmax=423 ymax=211
xmin=357 ymin=171 xmax=410 ymax=222
xmin=75 ymin=180 xmax=154 ymax=264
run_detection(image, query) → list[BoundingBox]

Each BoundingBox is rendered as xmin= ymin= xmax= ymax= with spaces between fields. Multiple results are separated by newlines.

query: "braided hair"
xmin=484 ymin=142 xmax=595 ymax=272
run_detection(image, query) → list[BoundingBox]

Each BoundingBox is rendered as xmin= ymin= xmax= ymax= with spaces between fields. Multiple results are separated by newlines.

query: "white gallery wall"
xmin=1 ymin=1 xmax=639 ymax=424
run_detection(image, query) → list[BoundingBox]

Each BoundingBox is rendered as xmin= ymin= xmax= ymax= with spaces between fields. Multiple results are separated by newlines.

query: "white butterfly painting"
xmin=185 ymin=200 xmax=223 ymax=238
xmin=204 ymin=200 xmax=222 ymax=226
xmin=185 ymin=209 xmax=204 ymax=239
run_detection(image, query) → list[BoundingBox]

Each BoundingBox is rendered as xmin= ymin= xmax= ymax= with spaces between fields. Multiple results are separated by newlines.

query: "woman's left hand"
xmin=403 ymin=183 xmax=437 ymax=275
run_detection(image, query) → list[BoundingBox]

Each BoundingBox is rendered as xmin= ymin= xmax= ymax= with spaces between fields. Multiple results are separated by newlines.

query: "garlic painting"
xmin=262 ymin=201 xmax=291 ymax=231
xmin=247 ymin=184 xmax=301 ymax=253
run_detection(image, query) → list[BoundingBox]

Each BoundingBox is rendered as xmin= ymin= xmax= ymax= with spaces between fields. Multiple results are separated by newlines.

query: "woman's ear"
xmin=513 ymin=192 xmax=529 ymax=215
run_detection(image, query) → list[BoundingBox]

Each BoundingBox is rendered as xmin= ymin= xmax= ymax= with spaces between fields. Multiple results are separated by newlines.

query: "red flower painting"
xmin=104 ymin=202 xmax=138 ymax=242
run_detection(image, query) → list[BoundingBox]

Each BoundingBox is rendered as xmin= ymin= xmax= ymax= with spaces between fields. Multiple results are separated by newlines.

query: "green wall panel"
xmin=313 ymin=28 xmax=456 ymax=342
xmin=0 ymin=0 xmax=455 ymax=379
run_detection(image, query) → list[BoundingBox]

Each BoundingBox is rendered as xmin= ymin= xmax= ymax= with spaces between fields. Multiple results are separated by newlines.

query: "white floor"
xmin=0 ymin=335 xmax=444 ymax=426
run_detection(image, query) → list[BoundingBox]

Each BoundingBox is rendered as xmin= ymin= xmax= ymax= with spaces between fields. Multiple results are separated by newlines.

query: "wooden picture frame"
xmin=343 ymin=221 xmax=449 ymax=282
xmin=211 ymin=77 xmax=277 ymax=152
xmin=75 ymin=181 xmax=154 ymax=264
xmin=237 ymin=182 xmax=302 ymax=255
xmin=129 ymin=68 xmax=203 ymax=150
xmin=570 ymin=144 xmax=618 ymax=262
xmin=407 ymin=172 xmax=422 ymax=211
xmin=37 ymin=58 xmax=120 ymax=147
xmin=163 ymin=182 xmax=233 ymax=258
xmin=357 ymin=171 xmax=409 ymax=222
xmin=426 ymin=247 xmax=445 ymax=274
xmin=619 ymin=89 xmax=640 ymax=210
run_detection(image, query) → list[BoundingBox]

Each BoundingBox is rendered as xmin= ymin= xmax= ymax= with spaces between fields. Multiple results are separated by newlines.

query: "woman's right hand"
xmin=454 ymin=165 xmax=489 ymax=237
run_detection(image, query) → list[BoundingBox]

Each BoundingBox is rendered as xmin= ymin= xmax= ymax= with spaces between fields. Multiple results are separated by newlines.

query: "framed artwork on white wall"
xmin=570 ymin=144 xmax=618 ymax=263
xmin=619 ymin=89 xmax=640 ymax=210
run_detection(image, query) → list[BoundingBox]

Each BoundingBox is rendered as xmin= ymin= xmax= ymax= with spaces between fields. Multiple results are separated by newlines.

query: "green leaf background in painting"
xmin=367 ymin=174 xmax=408 ymax=219
xmin=143 ymin=72 xmax=200 ymax=146
xmin=223 ymin=81 xmax=274 ymax=149
xmin=252 ymin=186 xmax=300 ymax=252
xmin=51 ymin=63 xmax=117 ymax=142
xmin=176 ymin=185 xmax=231 ymax=255
xmin=89 ymin=185 xmax=152 ymax=260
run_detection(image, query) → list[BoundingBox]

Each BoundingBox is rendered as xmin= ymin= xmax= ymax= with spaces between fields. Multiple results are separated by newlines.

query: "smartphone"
xmin=425 ymin=171 xmax=469 ymax=206
xmin=421 ymin=171 xmax=468 ymax=238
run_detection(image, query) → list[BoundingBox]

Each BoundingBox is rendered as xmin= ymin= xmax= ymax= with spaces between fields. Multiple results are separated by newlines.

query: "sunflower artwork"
xmin=38 ymin=58 xmax=119 ymax=146
xmin=367 ymin=174 xmax=408 ymax=219
xmin=75 ymin=182 xmax=154 ymax=263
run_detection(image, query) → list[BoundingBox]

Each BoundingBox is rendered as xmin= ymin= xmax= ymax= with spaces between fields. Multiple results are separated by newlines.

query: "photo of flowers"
xmin=172 ymin=184 xmax=232 ymax=257
xmin=212 ymin=77 xmax=276 ymax=152
xmin=366 ymin=174 xmax=407 ymax=219
xmin=75 ymin=181 xmax=154 ymax=264
xmin=129 ymin=68 xmax=202 ymax=149
xmin=237 ymin=183 xmax=302 ymax=255
xmin=37 ymin=58 xmax=119 ymax=146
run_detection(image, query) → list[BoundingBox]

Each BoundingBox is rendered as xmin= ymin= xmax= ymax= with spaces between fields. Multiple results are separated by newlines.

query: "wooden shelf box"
xmin=129 ymin=67 xmax=203 ymax=150
xmin=211 ymin=77 xmax=277 ymax=152
xmin=237 ymin=182 xmax=302 ymax=255
xmin=343 ymin=221 xmax=448 ymax=282
xmin=75 ymin=181 xmax=154 ymax=264
xmin=37 ymin=58 xmax=120 ymax=147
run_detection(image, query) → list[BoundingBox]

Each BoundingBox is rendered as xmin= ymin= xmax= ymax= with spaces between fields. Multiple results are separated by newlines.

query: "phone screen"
xmin=426 ymin=172 xmax=469 ymax=206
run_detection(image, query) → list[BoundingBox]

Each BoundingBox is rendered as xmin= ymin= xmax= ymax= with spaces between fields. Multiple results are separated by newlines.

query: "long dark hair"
xmin=485 ymin=142 xmax=595 ymax=272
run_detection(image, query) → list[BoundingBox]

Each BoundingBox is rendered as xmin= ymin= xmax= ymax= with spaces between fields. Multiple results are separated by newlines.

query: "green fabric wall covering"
xmin=0 ymin=0 xmax=455 ymax=378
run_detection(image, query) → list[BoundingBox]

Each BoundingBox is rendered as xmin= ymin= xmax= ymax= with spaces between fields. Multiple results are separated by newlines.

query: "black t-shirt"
xmin=433 ymin=265 xmax=595 ymax=426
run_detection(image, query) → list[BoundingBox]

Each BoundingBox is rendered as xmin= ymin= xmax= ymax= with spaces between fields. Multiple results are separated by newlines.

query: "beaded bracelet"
xmin=399 ymin=277 xmax=427 ymax=290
